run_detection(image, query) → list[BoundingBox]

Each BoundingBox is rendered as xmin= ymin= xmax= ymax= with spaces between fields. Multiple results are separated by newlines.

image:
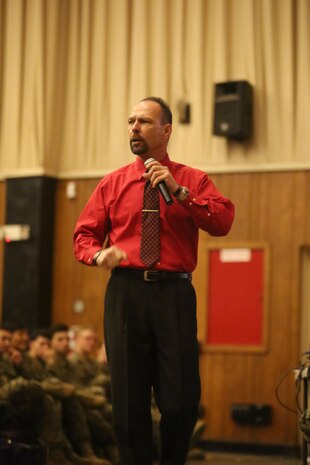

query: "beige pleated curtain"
xmin=0 ymin=0 xmax=309 ymax=178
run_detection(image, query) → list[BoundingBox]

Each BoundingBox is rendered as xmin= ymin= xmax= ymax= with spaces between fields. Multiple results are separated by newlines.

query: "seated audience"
xmin=0 ymin=323 xmax=18 ymax=385
xmin=48 ymin=324 xmax=118 ymax=464
xmin=10 ymin=322 xmax=30 ymax=353
xmin=20 ymin=327 xmax=111 ymax=465
xmin=69 ymin=326 xmax=111 ymax=399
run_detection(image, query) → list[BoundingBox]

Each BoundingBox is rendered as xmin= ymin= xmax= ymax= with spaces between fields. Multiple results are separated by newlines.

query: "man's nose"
xmin=131 ymin=120 xmax=141 ymax=132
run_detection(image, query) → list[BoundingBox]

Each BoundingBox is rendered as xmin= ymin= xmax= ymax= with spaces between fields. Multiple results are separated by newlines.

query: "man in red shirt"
xmin=74 ymin=97 xmax=235 ymax=465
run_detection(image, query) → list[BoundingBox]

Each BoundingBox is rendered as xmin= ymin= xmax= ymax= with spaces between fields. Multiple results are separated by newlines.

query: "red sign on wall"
xmin=206 ymin=248 xmax=265 ymax=347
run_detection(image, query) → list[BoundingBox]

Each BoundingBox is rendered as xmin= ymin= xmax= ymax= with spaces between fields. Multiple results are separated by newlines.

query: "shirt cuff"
xmin=180 ymin=189 xmax=211 ymax=215
xmin=85 ymin=247 xmax=102 ymax=266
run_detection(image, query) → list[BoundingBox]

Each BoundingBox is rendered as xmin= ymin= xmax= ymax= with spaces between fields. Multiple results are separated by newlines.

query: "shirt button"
xmin=189 ymin=202 xmax=192 ymax=206
xmin=208 ymin=213 xmax=211 ymax=216
xmin=193 ymin=198 xmax=196 ymax=201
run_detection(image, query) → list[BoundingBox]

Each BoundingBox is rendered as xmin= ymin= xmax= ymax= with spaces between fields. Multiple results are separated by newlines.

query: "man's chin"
xmin=130 ymin=144 xmax=148 ymax=155
xmin=131 ymin=149 xmax=147 ymax=155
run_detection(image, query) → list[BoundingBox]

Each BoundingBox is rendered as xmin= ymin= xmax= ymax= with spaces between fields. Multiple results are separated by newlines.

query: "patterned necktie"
xmin=140 ymin=181 xmax=160 ymax=268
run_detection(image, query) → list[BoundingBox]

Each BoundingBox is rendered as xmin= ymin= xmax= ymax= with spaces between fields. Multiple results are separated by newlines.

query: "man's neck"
xmin=29 ymin=351 xmax=44 ymax=362
xmin=75 ymin=348 xmax=88 ymax=357
xmin=138 ymin=151 xmax=167 ymax=163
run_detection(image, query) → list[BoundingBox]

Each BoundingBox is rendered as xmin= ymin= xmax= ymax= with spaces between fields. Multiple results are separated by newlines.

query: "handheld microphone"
xmin=144 ymin=158 xmax=173 ymax=205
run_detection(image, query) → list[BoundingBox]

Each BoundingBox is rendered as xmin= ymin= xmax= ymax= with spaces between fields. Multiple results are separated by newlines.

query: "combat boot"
xmin=78 ymin=441 xmax=112 ymax=465
xmin=190 ymin=418 xmax=206 ymax=445
xmin=105 ymin=444 xmax=119 ymax=465
xmin=47 ymin=447 xmax=76 ymax=465
xmin=187 ymin=448 xmax=205 ymax=460
xmin=64 ymin=445 xmax=107 ymax=465
xmin=78 ymin=454 xmax=111 ymax=465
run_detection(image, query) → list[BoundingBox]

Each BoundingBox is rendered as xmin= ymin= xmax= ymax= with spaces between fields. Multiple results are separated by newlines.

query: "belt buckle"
xmin=143 ymin=270 xmax=158 ymax=281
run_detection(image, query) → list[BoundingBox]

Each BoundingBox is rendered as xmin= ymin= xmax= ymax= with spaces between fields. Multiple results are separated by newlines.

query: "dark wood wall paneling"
xmin=2 ymin=177 xmax=56 ymax=329
xmin=52 ymin=180 xmax=110 ymax=337
xmin=0 ymin=181 xmax=5 ymax=321
xmin=50 ymin=171 xmax=310 ymax=446
xmin=195 ymin=171 xmax=310 ymax=446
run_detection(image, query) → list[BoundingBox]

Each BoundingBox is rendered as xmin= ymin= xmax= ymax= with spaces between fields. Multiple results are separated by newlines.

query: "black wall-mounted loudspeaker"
xmin=213 ymin=80 xmax=253 ymax=141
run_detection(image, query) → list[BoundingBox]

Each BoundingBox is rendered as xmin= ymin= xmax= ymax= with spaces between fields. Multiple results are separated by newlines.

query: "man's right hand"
xmin=94 ymin=246 xmax=127 ymax=269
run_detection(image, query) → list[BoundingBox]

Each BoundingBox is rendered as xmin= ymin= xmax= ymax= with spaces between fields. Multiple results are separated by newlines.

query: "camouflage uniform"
xmin=47 ymin=353 xmax=104 ymax=399
xmin=48 ymin=353 xmax=118 ymax=464
xmin=0 ymin=353 xmax=18 ymax=386
xmin=0 ymin=354 xmax=72 ymax=464
xmin=20 ymin=353 xmax=94 ymax=454
xmin=69 ymin=353 xmax=111 ymax=399
xmin=0 ymin=377 xmax=48 ymax=465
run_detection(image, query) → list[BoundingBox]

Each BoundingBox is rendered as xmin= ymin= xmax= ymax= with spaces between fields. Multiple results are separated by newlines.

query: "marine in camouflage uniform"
xmin=20 ymin=328 xmax=110 ymax=465
xmin=48 ymin=324 xmax=118 ymax=464
xmin=68 ymin=327 xmax=111 ymax=399
xmin=10 ymin=322 xmax=30 ymax=353
xmin=0 ymin=352 xmax=18 ymax=385
xmin=0 ymin=324 xmax=73 ymax=465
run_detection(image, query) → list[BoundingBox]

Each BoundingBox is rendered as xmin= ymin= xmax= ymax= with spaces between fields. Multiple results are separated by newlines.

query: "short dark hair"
xmin=140 ymin=96 xmax=172 ymax=124
xmin=49 ymin=323 xmax=69 ymax=339
xmin=29 ymin=328 xmax=50 ymax=341
xmin=3 ymin=321 xmax=28 ymax=332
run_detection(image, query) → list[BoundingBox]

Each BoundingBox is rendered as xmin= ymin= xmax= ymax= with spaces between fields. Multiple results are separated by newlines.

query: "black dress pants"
xmin=104 ymin=274 xmax=201 ymax=465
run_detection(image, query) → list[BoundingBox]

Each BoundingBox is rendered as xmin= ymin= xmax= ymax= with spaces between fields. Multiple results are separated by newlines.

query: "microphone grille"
xmin=144 ymin=157 xmax=155 ymax=167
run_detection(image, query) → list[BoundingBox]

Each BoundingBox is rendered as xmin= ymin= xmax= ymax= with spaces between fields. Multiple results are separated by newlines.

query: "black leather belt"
xmin=112 ymin=268 xmax=192 ymax=282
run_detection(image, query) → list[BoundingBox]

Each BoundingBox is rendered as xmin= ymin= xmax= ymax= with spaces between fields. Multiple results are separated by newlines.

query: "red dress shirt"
xmin=74 ymin=155 xmax=235 ymax=272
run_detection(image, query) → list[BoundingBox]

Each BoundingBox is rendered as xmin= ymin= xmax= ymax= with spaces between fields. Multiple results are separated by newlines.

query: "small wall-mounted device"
xmin=178 ymin=100 xmax=191 ymax=124
xmin=73 ymin=298 xmax=85 ymax=314
xmin=231 ymin=403 xmax=272 ymax=426
xmin=66 ymin=181 xmax=77 ymax=199
xmin=0 ymin=224 xmax=31 ymax=242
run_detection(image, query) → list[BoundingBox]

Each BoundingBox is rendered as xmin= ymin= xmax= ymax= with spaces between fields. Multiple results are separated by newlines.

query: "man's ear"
xmin=163 ymin=124 xmax=172 ymax=140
